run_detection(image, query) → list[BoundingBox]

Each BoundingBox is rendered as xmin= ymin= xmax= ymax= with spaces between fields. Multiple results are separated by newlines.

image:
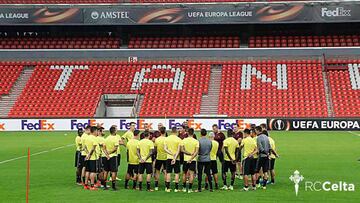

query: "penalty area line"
xmin=0 ymin=144 xmax=74 ymax=165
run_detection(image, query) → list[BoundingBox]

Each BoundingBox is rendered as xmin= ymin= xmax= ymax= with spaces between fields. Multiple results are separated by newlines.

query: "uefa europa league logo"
xmin=289 ymin=170 xmax=304 ymax=196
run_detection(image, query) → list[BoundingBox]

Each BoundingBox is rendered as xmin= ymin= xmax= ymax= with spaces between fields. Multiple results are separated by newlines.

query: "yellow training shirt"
xmin=127 ymin=138 xmax=140 ymax=165
xmin=97 ymin=136 xmax=106 ymax=158
xmin=181 ymin=137 xmax=199 ymax=162
xmin=241 ymin=137 xmax=257 ymax=158
xmin=223 ymin=137 xmax=239 ymax=161
xmin=155 ymin=136 xmax=167 ymax=161
xmin=252 ymin=136 xmax=258 ymax=159
xmin=80 ymin=133 xmax=89 ymax=156
xmin=84 ymin=135 xmax=98 ymax=160
xmin=164 ymin=134 xmax=182 ymax=160
xmin=269 ymin=137 xmax=276 ymax=159
xmin=105 ymin=135 xmax=119 ymax=158
xmin=122 ymin=130 xmax=134 ymax=142
xmin=75 ymin=136 xmax=81 ymax=151
xmin=137 ymin=139 xmax=154 ymax=163
xmin=210 ymin=140 xmax=219 ymax=161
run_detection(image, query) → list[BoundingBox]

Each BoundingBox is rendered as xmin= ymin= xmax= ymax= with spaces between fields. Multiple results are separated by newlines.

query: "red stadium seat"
xmin=8 ymin=61 xmax=211 ymax=117
xmin=249 ymin=35 xmax=360 ymax=48
xmin=0 ymin=63 xmax=24 ymax=95
xmin=327 ymin=60 xmax=360 ymax=117
xmin=0 ymin=36 xmax=120 ymax=49
xmin=218 ymin=60 xmax=329 ymax=117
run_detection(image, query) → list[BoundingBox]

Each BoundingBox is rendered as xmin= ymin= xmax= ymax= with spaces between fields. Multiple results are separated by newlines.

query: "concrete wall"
xmin=0 ymin=47 xmax=359 ymax=61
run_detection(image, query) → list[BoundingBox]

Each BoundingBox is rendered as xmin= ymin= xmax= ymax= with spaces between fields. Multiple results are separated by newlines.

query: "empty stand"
xmin=0 ymin=62 xmax=24 ymax=95
xmin=218 ymin=60 xmax=328 ymax=117
xmin=327 ymin=59 xmax=360 ymax=117
xmin=128 ymin=36 xmax=240 ymax=49
xmin=0 ymin=36 xmax=120 ymax=49
xmin=249 ymin=35 xmax=360 ymax=48
xmin=9 ymin=61 xmax=210 ymax=118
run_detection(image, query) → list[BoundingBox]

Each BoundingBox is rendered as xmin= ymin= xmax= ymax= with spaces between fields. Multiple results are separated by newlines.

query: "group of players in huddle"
xmin=74 ymin=122 xmax=279 ymax=193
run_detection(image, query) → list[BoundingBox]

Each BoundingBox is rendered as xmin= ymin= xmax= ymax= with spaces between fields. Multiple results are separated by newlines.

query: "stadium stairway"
xmin=322 ymin=71 xmax=334 ymax=117
xmin=135 ymin=94 xmax=144 ymax=117
xmin=0 ymin=66 xmax=34 ymax=117
xmin=199 ymin=64 xmax=222 ymax=115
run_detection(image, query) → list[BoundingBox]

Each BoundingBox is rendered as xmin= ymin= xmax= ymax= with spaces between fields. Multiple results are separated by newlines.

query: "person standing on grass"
xmin=84 ymin=126 xmax=99 ymax=191
xmin=80 ymin=125 xmax=91 ymax=185
xmin=154 ymin=126 xmax=168 ymax=191
xmin=250 ymin=128 xmax=259 ymax=186
xmin=267 ymin=132 xmax=279 ymax=185
xmin=164 ymin=127 xmax=182 ymax=192
xmin=233 ymin=124 xmax=243 ymax=180
xmin=212 ymin=124 xmax=225 ymax=178
xmin=221 ymin=129 xmax=239 ymax=191
xmin=151 ymin=123 xmax=164 ymax=178
xmin=115 ymin=122 xmax=136 ymax=180
xmin=96 ymin=127 xmax=108 ymax=188
xmin=104 ymin=126 xmax=120 ymax=190
xmin=180 ymin=128 xmax=199 ymax=193
xmin=137 ymin=131 xmax=155 ymax=191
xmin=75 ymin=128 xmax=84 ymax=185
xmin=205 ymin=132 xmax=219 ymax=190
xmin=125 ymin=130 xmax=140 ymax=190
xmin=197 ymin=129 xmax=213 ymax=192
xmin=254 ymin=126 xmax=271 ymax=190
xmin=239 ymin=129 xmax=257 ymax=191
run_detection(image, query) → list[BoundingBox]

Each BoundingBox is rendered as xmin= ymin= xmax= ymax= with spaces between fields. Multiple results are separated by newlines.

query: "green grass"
xmin=0 ymin=131 xmax=359 ymax=203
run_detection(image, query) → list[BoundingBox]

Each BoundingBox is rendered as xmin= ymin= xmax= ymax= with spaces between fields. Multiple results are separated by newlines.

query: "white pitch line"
xmin=347 ymin=131 xmax=360 ymax=137
xmin=0 ymin=144 xmax=74 ymax=165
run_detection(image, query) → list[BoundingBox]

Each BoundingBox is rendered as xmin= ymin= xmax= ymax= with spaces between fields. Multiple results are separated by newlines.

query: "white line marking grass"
xmin=0 ymin=144 xmax=74 ymax=165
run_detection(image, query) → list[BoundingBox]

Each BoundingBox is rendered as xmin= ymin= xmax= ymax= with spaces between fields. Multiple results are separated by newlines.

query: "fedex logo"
xmin=169 ymin=119 xmax=202 ymax=130
xmin=119 ymin=119 xmax=152 ymax=130
xmin=218 ymin=120 xmax=251 ymax=130
xmin=21 ymin=120 xmax=55 ymax=131
xmin=0 ymin=123 xmax=4 ymax=130
xmin=71 ymin=119 xmax=104 ymax=130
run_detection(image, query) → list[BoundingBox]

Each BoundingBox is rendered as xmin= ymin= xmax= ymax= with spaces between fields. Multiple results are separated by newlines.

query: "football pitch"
xmin=0 ymin=131 xmax=359 ymax=203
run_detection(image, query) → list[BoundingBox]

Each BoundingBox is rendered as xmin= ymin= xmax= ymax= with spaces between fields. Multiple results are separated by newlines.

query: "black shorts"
xmin=127 ymin=164 xmax=139 ymax=176
xmin=78 ymin=155 xmax=86 ymax=168
xmin=96 ymin=159 xmax=102 ymax=173
xmin=117 ymin=154 xmax=121 ymax=167
xmin=269 ymin=158 xmax=276 ymax=170
xmin=180 ymin=153 xmax=184 ymax=165
xmin=183 ymin=161 xmax=196 ymax=172
xmin=101 ymin=157 xmax=108 ymax=170
xmin=256 ymin=157 xmax=270 ymax=173
xmin=237 ymin=152 xmax=242 ymax=162
xmin=217 ymin=151 xmax=224 ymax=163
xmin=104 ymin=156 xmax=118 ymax=172
xmin=166 ymin=159 xmax=180 ymax=174
xmin=224 ymin=161 xmax=236 ymax=173
xmin=139 ymin=163 xmax=153 ymax=174
xmin=155 ymin=160 xmax=167 ymax=171
xmin=74 ymin=151 xmax=81 ymax=167
xmin=86 ymin=160 xmax=97 ymax=173
xmin=242 ymin=158 xmax=255 ymax=175
xmin=210 ymin=160 xmax=218 ymax=174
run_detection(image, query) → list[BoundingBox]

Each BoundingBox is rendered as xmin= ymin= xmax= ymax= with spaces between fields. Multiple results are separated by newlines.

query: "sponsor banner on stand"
xmin=0 ymin=7 xmax=82 ymax=24
xmin=268 ymin=118 xmax=360 ymax=131
xmin=0 ymin=3 xmax=359 ymax=25
xmin=0 ymin=118 xmax=266 ymax=131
